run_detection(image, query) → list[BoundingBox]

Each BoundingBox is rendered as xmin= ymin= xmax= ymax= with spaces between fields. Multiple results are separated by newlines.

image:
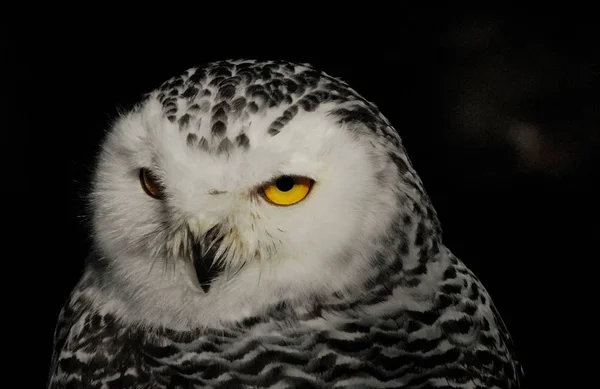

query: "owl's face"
xmin=90 ymin=61 xmax=406 ymax=328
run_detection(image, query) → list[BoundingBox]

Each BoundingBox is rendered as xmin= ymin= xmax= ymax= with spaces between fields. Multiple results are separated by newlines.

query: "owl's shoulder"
xmin=47 ymin=279 xmax=156 ymax=389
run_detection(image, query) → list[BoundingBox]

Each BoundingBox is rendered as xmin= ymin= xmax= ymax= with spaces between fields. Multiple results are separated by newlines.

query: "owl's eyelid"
xmin=140 ymin=167 xmax=166 ymax=184
xmin=254 ymin=174 xmax=314 ymax=190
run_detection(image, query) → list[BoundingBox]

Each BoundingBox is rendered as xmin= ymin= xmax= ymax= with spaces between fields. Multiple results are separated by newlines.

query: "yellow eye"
xmin=262 ymin=175 xmax=314 ymax=206
xmin=139 ymin=168 xmax=163 ymax=199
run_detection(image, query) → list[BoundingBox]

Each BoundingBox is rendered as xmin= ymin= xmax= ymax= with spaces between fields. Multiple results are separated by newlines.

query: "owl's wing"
xmin=46 ymin=283 xmax=158 ymax=389
xmin=46 ymin=299 xmax=75 ymax=389
xmin=490 ymin=300 xmax=527 ymax=389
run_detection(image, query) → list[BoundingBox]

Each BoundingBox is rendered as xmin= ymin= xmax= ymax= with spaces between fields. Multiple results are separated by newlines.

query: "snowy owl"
xmin=47 ymin=59 xmax=525 ymax=388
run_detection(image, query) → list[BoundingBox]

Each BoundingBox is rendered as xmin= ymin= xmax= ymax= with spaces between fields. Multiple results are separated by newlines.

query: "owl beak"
xmin=191 ymin=226 xmax=225 ymax=293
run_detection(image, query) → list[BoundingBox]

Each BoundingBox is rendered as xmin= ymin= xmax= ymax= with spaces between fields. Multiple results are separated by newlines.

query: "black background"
xmin=7 ymin=12 xmax=598 ymax=389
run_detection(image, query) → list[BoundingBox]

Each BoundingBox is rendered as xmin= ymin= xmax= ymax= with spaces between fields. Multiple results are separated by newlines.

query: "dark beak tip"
xmin=192 ymin=226 xmax=226 ymax=294
xmin=200 ymin=283 xmax=211 ymax=293
xmin=193 ymin=239 xmax=225 ymax=294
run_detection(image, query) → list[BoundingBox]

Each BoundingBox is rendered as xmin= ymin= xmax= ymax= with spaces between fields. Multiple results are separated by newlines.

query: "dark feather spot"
xmin=211 ymin=121 xmax=226 ymax=136
xmin=231 ymin=96 xmax=246 ymax=112
xmin=443 ymin=266 xmax=457 ymax=280
xmin=178 ymin=114 xmax=191 ymax=129
xmin=186 ymin=133 xmax=197 ymax=147
xmin=217 ymin=138 xmax=233 ymax=154
xmin=198 ymin=137 xmax=209 ymax=151
xmin=217 ymin=85 xmax=236 ymax=100
xmin=442 ymin=316 xmax=474 ymax=335
xmin=441 ymin=284 xmax=463 ymax=295
xmin=235 ymin=133 xmax=250 ymax=149
xmin=181 ymin=86 xmax=199 ymax=100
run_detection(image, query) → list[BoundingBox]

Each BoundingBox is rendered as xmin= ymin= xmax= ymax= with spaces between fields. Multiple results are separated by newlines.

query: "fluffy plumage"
xmin=47 ymin=59 xmax=525 ymax=388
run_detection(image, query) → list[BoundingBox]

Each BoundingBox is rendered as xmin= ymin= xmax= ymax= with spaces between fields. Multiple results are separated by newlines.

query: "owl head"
xmin=88 ymin=59 xmax=439 ymax=329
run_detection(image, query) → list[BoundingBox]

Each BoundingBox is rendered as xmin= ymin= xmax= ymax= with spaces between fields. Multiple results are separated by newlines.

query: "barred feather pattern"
xmin=49 ymin=248 xmax=524 ymax=389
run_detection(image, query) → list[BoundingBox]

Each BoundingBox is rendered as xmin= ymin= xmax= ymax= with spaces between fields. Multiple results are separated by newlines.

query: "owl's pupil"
xmin=275 ymin=176 xmax=295 ymax=192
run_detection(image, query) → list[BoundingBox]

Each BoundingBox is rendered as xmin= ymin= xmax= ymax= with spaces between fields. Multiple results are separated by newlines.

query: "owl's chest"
xmin=144 ymin=322 xmax=392 ymax=388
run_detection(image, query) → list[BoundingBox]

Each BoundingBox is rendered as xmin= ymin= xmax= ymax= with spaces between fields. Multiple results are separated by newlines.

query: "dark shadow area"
xmin=9 ymin=13 xmax=597 ymax=388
